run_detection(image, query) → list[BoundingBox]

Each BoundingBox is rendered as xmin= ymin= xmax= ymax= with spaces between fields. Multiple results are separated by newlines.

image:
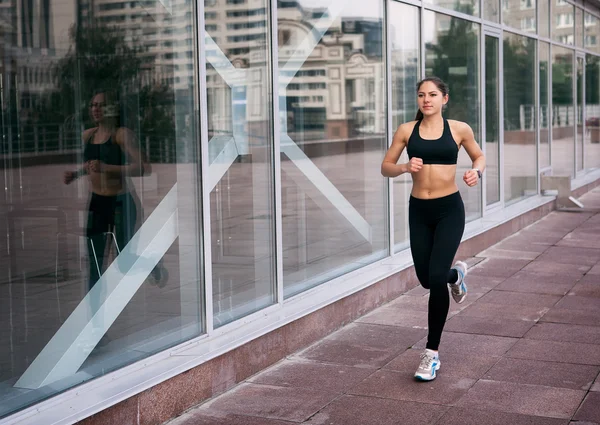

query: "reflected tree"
xmin=503 ymin=35 xmax=536 ymax=131
xmin=425 ymin=13 xmax=479 ymax=135
xmin=39 ymin=23 xmax=176 ymax=161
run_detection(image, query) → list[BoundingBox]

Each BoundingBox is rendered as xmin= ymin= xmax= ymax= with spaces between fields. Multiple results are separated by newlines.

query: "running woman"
xmin=381 ymin=76 xmax=485 ymax=381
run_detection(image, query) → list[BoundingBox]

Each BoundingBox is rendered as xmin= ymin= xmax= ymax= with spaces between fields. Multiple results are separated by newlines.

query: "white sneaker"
xmin=414 ymin=349 xmax=440 ymax=381
xmin=450 ymin=261 xmax=468 ymax=304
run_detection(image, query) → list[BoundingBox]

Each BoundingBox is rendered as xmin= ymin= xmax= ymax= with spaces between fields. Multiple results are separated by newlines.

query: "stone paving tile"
xmin=456 ymin=301 xmax=549 ymax=322
xmin=302 ymin=395 xmax=448 ymax=425
xmin=444 ymin=315 xmax=536 ymax=338
xmin=521 ymin=261 xmax=591 ymax=277
xmin=509 ymin=270 xmax=584 ymax=285
xmin=349 ymin=369 xmax=476 ymax=405
xmin=573 ymin=392 xmax=600 ymax=423
xmin=478 ymin=290 xmax=561 ymax=308
xmin=326 ymin=323 xmax=426 ymax=349
xmin=554 ymin=296 xmax=600 ymax=313
xmin=476 ymin=247 xmax=541 ymax=260
xmin=588 ymin=264 xmax=600 ymax=275
xmin=356 ymin=305 xmax=428 ymax=329
xmin=506 ymin=339 xmax=600 ymax=365
xmin=494 ymin=278 xmax=575 ymax=296
xmin=468 ymin=258 xmax=530 ymax=278
xmin=541 ymin=307 xmax=600 ymax=327
xmin=483 ymin=357 xmax=599 ymax=390
xmin=438 ymin=407 xmax=569 ymax=425
xmin=568 ymin=282 xmax=600 ymax=298
xmin=524 ymin=323 xmax=600 ymax=345
xmin=247 ymin=359 xmax=374 ymax=393
xmin=557 ymin=233 xmax=600 ymax=249
xmin=413 ymin=332 xmax=518 ymax=356
xmin=293 ymin=339 xmax=406 ymax=369
xmin=592 ymin=375 xmax=600 ymax=392
xmin=197 ymin=383 xmax=336 ymax=423
xmin=456 ymin=380 xmax=586 ymax=419
xmin=168 ymin=412 xmax=296 ymax=425
xmin=383 ymin=347 xmax=500 ymax=380
xmin=536 ymin=247 xmax=600 ymax=267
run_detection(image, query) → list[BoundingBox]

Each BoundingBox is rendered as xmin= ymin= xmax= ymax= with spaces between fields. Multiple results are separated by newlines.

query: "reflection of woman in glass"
xmin=381 ymin=77 xmax=485 ymax=381
xmin=63 ymin=89 xmax=167 ymax=290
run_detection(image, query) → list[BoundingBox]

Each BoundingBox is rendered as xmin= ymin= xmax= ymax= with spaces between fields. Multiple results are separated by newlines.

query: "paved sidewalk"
xmin=168 ymin=189 xmax=600 ymax=425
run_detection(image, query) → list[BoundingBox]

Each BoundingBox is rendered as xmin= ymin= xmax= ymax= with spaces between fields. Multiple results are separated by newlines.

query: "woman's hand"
xmin=407 ymin=157 xmax=423 ymax=173
xmin=63 ymin=171 xmax=76 ymax=185
xmin=463 ymin=169 xmax=479 ymax=187
xmin=87 ymin=160 xmax=104 ymax=173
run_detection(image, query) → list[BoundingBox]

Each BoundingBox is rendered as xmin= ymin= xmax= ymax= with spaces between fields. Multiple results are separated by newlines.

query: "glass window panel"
xmin=584 ymin=13 xmax=600 ymax=54
xmin=539 ymin=0 xmax=550 ymax=37
xmin=552 ymin=1 xmax=575 ymax=45
xmin=503 ymin=0 xmax=536 ymax=34
xmin=425 ymin=0 xmax=479 ymax=17
xmin=577 ymin=56 xmax=584 ymax=171
xmin=0 ymin=1 xmax=202 ymax=418
xmin=278 ymin=0 xmax=387 ymax=298
xmin=484 ymin=0 xmax=500 ymax=22
xmin=424 ymin=11 xmax=481 ymax=221
xmin=390 ymin=2 xmax=419 ymax=252
xmin=551 ymin=46 xmax=575 ymax=177
xmin=485 ymin=35 xmax=501 ymax=206
xmin=503 ymin=32 xmax=537 ymax=203
xmin=585 ymin=54 xmax=600 ymax=170
xmin=205 ymin=0 xmax=276 ymax=324
xmin=540 ymin=42 xmax=551 ymax=169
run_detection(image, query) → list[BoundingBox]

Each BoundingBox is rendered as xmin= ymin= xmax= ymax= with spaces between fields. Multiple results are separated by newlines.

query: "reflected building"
xmin=3 ymin=0 xmax=600 ymax=423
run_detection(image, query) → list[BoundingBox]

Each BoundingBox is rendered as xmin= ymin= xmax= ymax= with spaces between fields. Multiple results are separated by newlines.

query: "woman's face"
xmin=90 ymin=93 xmax=106 ymax=123
xmin=417 ymin=81 xmax=448 ymax=117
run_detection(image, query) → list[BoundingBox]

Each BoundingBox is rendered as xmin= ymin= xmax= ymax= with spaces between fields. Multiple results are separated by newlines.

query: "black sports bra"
xmin=407 ymin=119 xmax=459 ymax=165
xmin=83 ymin=129 xmax=126 ymax=166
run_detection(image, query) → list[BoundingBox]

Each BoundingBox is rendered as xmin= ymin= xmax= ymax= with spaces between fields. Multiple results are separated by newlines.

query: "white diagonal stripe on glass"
xmin=15 ymin=186 xmax=179 ymax=389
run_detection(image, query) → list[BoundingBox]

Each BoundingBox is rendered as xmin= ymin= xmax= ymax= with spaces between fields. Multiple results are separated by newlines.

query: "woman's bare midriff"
xmin=88 ymin=173 xmax=124 ymax=197
xmin=410 ymin=164 xmax=458 ymax=199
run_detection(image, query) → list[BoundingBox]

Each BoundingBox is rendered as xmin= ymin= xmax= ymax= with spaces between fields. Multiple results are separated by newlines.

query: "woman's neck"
xmin=97 ymin=122 xmax=116 ymax=134
xmin=420 ymin=115 xmax=444 ymax=129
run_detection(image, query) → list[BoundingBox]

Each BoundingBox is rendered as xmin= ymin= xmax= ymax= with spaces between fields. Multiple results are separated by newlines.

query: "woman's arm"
xmin=458 ymin=122 xmax=485 ymax=187
xmin=381 ymin=123 xmax=413 ymax=177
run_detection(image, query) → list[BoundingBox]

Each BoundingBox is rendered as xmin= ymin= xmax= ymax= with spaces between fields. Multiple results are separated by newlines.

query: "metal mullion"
xmin=197 ymin=1 xmax=214 ymax=335
xmin=421 ymin=4 xmax=426 ymax=78
xmin=536 ymin=39 xmax=541 ymax=194
xmin=270 ymin=0 xmax=284 ymax=304
xmin=573 ymin=52 xmax=577 ymax=177
xmin=581 ymin=53 xmax=591 ymax=173
xmin=386 ymin=0 xmax=394 ymax=256
xmin=549 ymin=42 xmax=553 ymax=171
xmin=481 ymin=29 xmax=487 ymax=213
xmin=499 ymin=29 xmax=506 ymax=207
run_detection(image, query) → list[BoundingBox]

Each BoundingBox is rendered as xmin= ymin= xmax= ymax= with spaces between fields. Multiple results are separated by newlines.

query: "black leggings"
xmin=409 ymin=191 xmax=465 ymax=351
xmin=86 ymin=193 xmax=137 ymax=290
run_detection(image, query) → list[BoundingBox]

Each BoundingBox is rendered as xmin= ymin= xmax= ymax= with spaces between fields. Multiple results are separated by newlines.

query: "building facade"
xmin=1 ymin=0 xmax=600 ymax=422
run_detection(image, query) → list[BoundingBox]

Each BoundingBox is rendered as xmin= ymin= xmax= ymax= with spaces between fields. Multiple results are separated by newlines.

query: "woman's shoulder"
xmin=82 ymin=127 xmax=98 ymax=142
xmin=447 ymin=119 xmax=473 ymax=133
xmin=394 ymin=120 xmax=419 ymax=143
xmin=397 ymin=120 xmax=419 ymax=133
xmin=114 ymin=127 xmax=136 ymax=143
